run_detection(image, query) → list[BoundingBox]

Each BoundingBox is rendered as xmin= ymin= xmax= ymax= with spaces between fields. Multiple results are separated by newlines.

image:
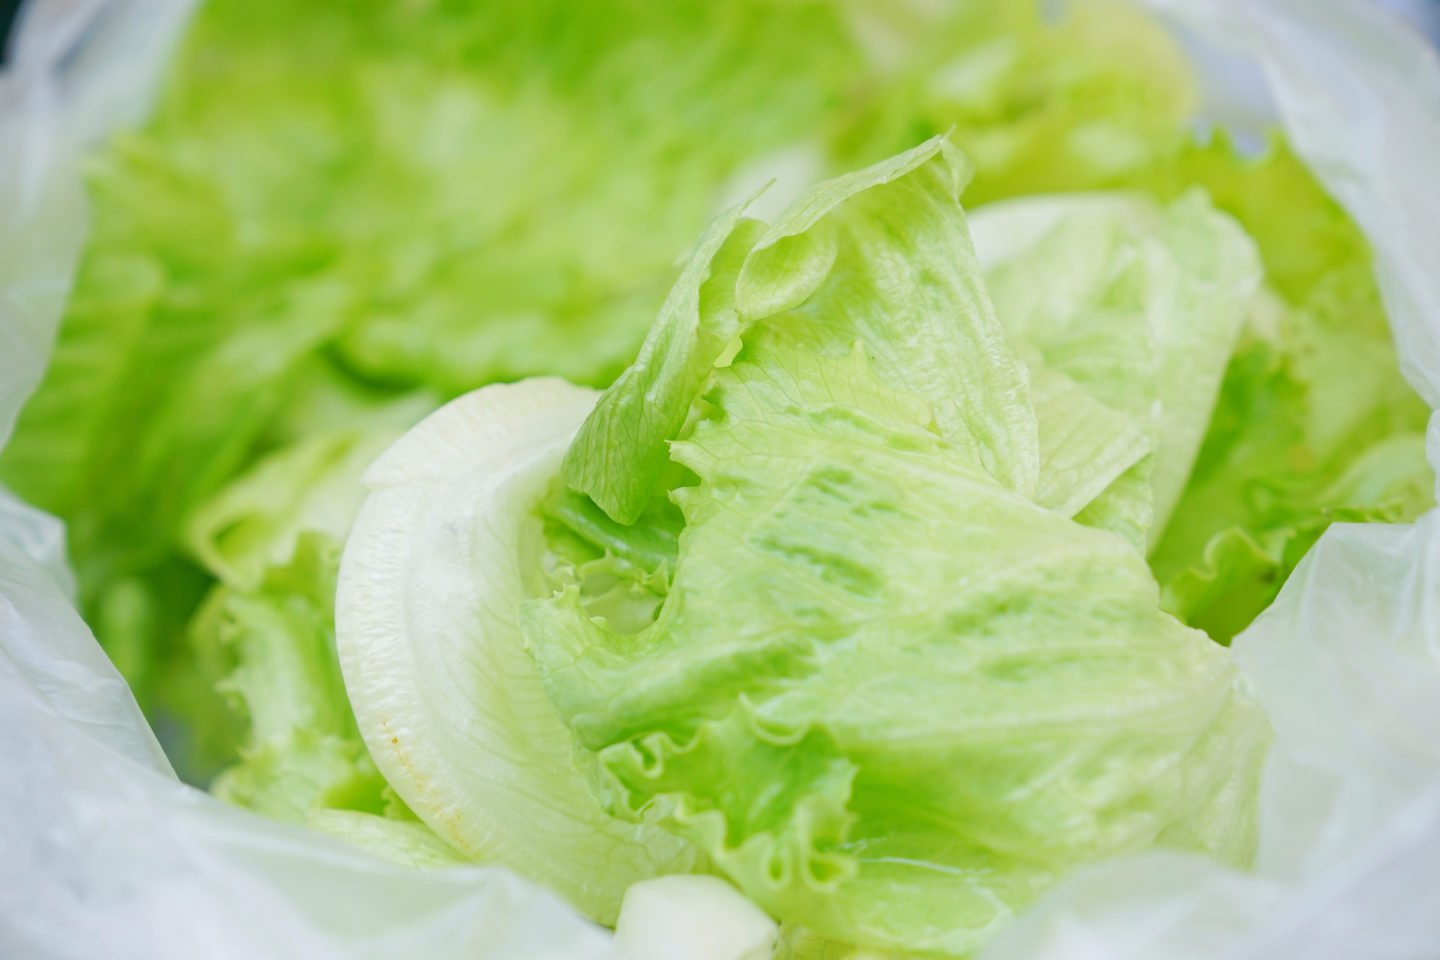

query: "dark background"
xmin=1 ymin=0 xmax=22 ymax=65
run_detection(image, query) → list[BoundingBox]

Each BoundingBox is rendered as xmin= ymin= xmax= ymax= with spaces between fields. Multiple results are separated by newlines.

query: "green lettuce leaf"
xmin=0 ymin=0 xmax=1208 ymax=747
xmin=185 ymin=430 xmax=405 ymax=592
xmin=567 ymin=139 xmax=1038 ymax=523
xmin=524 ymin=140 xmax=1269 ymax=956
xmin=973 ymin=189 xmax=1262 ymax=546
xmin=1142 ymin=140 xmax=1434 ymax=640
xmin=0 ymin=235 xmax=347 ymax=711
xmin=832 ymin=0 xmax=1198 ymax=202
xmin=965 ymin=139 xmax=1434 ymax=642
xmin=194 ymin=533 xmax=387 ymax=823
xmin=146 ymin=0 xmax=874 ymax=394
xmin=180 ymin=415 xmax=448 ymax=852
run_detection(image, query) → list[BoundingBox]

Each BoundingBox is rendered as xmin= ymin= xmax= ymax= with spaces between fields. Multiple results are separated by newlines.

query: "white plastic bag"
xmin=2 ymin=1 xmax=1437 ymax=958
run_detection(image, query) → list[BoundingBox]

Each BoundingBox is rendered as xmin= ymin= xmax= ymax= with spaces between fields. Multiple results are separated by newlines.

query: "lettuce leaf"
xmin=523 ymin=139 xmax=1269 ymax=956
xmin=973 ymin=189 xmax=1262 ymax=544
xmin=185 ymin=429 xmax=406 ymax=592
xmin=193 ymin=533 xmax=388 ymax=823
xmin=179 ymin=415 xmax=443 ymax=847
xmin=832 ymin=0 xmax=1197 ymax=202
xmin=968 ymin=139 xmax=1434 ymax=642
xmin=1143 ymin=141 xmax=1434 ymax=640
xmin=335 ymin=380 xmax=697 ymax=922
xmin=0 ymin=0 xmax=1208 ymax=750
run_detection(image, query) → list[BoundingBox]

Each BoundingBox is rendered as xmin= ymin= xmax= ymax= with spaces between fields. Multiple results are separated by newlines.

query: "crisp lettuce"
xmin=193 ymin=533 xmax=387 ymax=823
xmin=0 ymin=0 xmax=1216 ymax=780
xmin=185 ymin=428 xmax=408 ymax=592
xmin=193 ymin=535 xmax=466 ymax=870
xmin=519 ymin=139 xmax=1270 ymax=956
xmin=156 ymin=381 xmax=432 ymax=830
xmin=970 ymin=139 xmax=1435 ymax=643
xmin=335 ymin=380 xmax=697 ymax=922
xmin=1143 ymin=141 xmax=1434 ymax=640
xmin=179 ymin=419 xmax=422 ymax=829
xmin=973 ymin=189 xmax=1261 ymax=546
xmin=2 ymin=0 xmax=1433 ymax=952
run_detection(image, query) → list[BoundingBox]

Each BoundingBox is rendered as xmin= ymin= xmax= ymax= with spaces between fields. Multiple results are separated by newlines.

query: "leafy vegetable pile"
xmin=519 ymin=138 xmax=1271 ymax=955
xmin=0 ymin=0 xmax=1214 ymax=776
xmin=1 ymin=0 xmax=1433 ymax=955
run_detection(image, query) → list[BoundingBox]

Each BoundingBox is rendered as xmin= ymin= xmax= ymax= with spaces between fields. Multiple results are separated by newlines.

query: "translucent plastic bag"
xmin=2 ymin=1 xmax=1437 ymax=958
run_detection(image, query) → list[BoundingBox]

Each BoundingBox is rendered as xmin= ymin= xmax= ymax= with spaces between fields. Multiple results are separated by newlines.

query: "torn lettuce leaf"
xmin=0 ymin=0 xmax=1205 ymax=735
xmin=1142 ymin=140 xmax=1435 ymax=641
xmin=972 ymin=189 xmax=1262 ymax=547
xmin=193 ymin=533 xmax=387 ymax=823
xmin=183 ymin=420 xmax=445 ymax=854
xmin=566 ymin=140 xmax=1040 ymax=523
xmin=965 ymin=138 xmax=1435 ymax=642
xmin=523 ymin=139 xmax=1270 ymax=956
xmin=334 ymin=380 xmax=698 ymax=923
xmin=831 ymin=0 xmax=1198 ymax=202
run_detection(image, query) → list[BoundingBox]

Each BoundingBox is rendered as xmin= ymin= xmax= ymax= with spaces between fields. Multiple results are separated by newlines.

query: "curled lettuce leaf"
xmin=972 ymin=189 xmax=1262 ymax=546
xmin=1142 ymin=140 xmax=1434 ymax=641
xmin=523 ymin=139 xmax=1269 ymax=956
xmin=180 ymin=422 xmax=457 ymax=860
xmin=966 ymin=139 xmax=1435 ymax=642
xmin=185 ymin=429 xmax=405 ymax=592
xmin=170 ymin=399 xmax=466 ymax=867
xmin=0 ymin=0 xmax=1209 ymax=748
xmin=192 ymin=533 xmax=389 ymax=824
xmin=335 ymin=380 xmax=697 ymax=923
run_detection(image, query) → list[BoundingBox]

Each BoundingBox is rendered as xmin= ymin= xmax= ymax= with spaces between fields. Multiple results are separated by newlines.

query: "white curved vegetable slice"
xmin=614 ymin=875 xmax=778 ymax=960
xmin=335 ymin=377 xmax=696 ymax=923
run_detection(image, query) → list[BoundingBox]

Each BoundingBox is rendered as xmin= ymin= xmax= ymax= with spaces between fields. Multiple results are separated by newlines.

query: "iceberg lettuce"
xmin=3 ymin=0 xmax=1434 ymax=954
xmin=1142 ymin=140 xmax=1434 ymax=640
xmin=0 ymin=0 xmax=1205 ymax=744
xmin=517 ymin=139 xmax=1274 ymax=955
xmin=336 ymin=379 xmax=696 ymax=922
xmin=178 ymin=419 xmax=423 ymax=821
